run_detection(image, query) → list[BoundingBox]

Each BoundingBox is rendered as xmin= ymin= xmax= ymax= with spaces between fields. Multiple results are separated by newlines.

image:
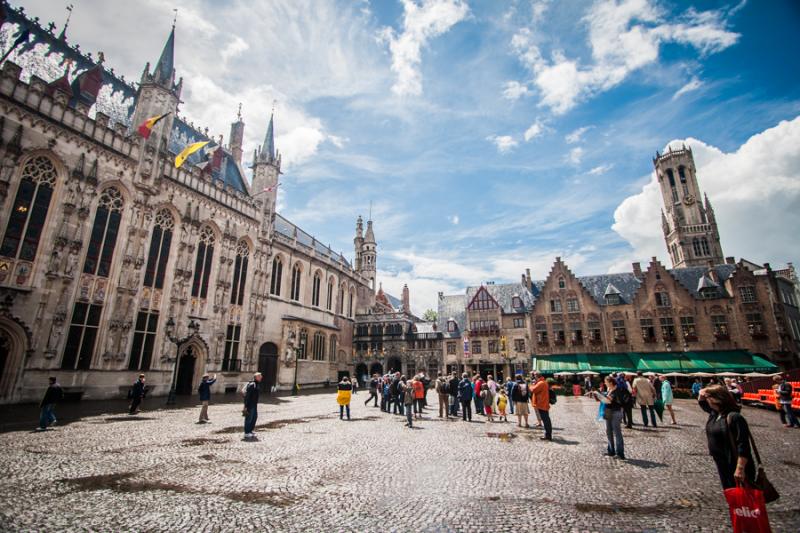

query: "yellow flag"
xmin=175 ymin=141 xmax=210 ymax=168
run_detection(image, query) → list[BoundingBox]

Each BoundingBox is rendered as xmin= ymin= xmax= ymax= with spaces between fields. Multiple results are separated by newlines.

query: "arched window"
xmin=678 ymin=166 xmax=687 ymax=183
xmin=313 ymin=331 xmax=325 ymax=361
xmin=348 ymin=288 xmax=354 ymax=317
xmin=222 ymin=323 xmax=242 ymax=371
xmin=329 ymin=336 xmax=337 ymax=362
xmin=230 ymin=240 xmax=249 ymax=305
xmin=337 ymin=283 xmax=345 ymax=314
xmin=312 ymin=271 xmax=322 ymax=307
xmin=270 ymin=256 xmax=283 ymax=296
xmin=290 ymin=263 xmax=302 ymax=301
xmin=191 ymin=226 xmax=215 ymax=298
xmin=558 ymin=277 xmax=565 ymax=289
xmin=666 ymin=168 xmax=675 ymax=187
xmin=692 ymin=238 xmax=702 ymax=257
xmin=326 ymin=277 xmax=334 ymax=310
xmin=143 ymin=209 xmax=174 ymax=290
xmin=83 ymin=187 xmax=124 ymax=278
xmin=297 ymin=328 xmax=308 ymax=360
xmin=700 ymin=237 xmax=710 ymax=256
xmin=1 ymin=155 xmax=57 ymax=261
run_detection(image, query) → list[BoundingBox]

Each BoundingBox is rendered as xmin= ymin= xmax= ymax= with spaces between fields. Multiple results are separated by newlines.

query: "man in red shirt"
xmin=474 ymin=375 xmax=485 ymax=416
xmin=531 ymin=371 xmax=552 ymax=441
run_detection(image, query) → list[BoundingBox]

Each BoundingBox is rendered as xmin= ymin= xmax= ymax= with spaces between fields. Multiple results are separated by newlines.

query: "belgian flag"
xmin=136 ymin=112 xmax=170 ymax=139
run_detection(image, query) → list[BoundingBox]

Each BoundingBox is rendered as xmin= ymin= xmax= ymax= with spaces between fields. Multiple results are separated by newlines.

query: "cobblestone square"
xmin=1 ymin=393 xmax=799 ymax=532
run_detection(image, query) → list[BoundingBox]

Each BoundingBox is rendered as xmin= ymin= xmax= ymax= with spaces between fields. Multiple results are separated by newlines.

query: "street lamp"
xmin=289 ymin=329 xmax=302 ymax=396
xmin=165 ymin=317 xmax=200 ymax=405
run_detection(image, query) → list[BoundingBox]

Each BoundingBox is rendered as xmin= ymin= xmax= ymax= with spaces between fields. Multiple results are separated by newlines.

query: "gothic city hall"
xmin=0 ymin=4 xmax=798 ymax=408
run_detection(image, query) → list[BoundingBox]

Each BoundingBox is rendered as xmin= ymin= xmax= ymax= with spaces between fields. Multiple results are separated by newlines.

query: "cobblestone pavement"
xmin=1 ymin=393 xmax=799 ymax=532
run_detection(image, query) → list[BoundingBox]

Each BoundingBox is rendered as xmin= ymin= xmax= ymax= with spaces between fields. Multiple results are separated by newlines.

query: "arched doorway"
xmin=0 ymin=333 xmax=9 ymax=392
xmin=258 ymin=342 xmax=279 ymax=393
xmin=355 ymin=363 xmax=368 ymax=386
xmin=369 ymin=361 xmax=383 ymax=376
xmin=0 ymin=318 xmax=28 ymax=400
xmin=386 ymin=356 xmax=402 ymax=374
xmin=176 ymin=346 xmax=197 ymax=395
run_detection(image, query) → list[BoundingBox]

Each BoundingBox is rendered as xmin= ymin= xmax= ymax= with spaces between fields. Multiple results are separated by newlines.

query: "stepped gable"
xmin=541 ymin=257 xmax=603 ymax=308
xmin=465 ymin=282 xmax=534 ymax=313
xmin=437 ymin=294 xmax=466 ymax=337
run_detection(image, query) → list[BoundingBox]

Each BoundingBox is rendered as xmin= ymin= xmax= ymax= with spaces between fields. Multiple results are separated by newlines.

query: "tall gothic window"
xmin=692 ymin=238 xmax=702 ymax=257
xmin=128 ymin=310 xmax=158 ymax=370
xmin=312 ymin=271 xmax=322 ymax=307
xmin=666 ymin=168 xmax=675 ymax=187
xmin=312 ymin=331 xmax=325 ymax=361
xmin=700 ymin=237 xmax=710 ymax=256
xmin=290 ymin=263 xmax=302 ymax=301
xmin=61 ymin=303 xmax=102 ymax=370
xmin=1 ymin=155 xmax=57 ymax=261
xmin=326 ymin=278 xmax=334 ymax=310
xmin=191 ymin=226 xmax=215 ymax=298
xmin=143 ymin=209 xmax=174 ymax=289
xmin=329 ymin=336 xmax=337 ymax=362
xmin=337 ymin=283 xmax=345 ymax=314
xmin=270 ymin=256 xmax=283 ymax=296
xmin=230 ymin=240 xmax=249 ymax=305
xmin=83 ymin=187 xmax=124 ymax=278
xmin=297 ymin=328 xmax=308 ymax=360
xmin=222 ymin=324 xmax=242 ymax=371
xmin=348 ymin=288 xmax=354 ymax=317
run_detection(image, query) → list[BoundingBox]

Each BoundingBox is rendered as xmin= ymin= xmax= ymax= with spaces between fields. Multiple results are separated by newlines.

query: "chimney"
xmin=632 ymin=262 xmax=642 ymax=279
xmin=402 ymin=284 xmax=410 ymax=313
xmin=229 ymin=116 xmax=245 ymax=165
xmin=521 ymin=274 xmax=527 ymax=285
xmin=725 ymin=256 xmax=735 ymax=265
xmin=526 ymin=268 xmax=532 ymax=290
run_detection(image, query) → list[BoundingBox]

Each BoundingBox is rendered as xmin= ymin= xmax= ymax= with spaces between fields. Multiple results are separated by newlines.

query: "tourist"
xmin=497 ymin=388 xmax=508 ymax=422
xmin=583 ymin=374 xmax=593 ymax=392
xmin=504 ymin=377 xmax=516 ymax=415
xmin=351 ymin=375 xmax=358 ymax=395
xmin=243 ymin=372 xmax=262 ymax=439
xmin=403 ymin=378 xmax=415 ymax=427
xmin=632 ymin=371 xmax=657 ymax=428
xmin=698 ymin=385 xmax=757 ymax=489
xmin=725 ymin=378 xmax=742 ymax=406
xmin=197 ymin=373 xmax=217 ymax=424
xmin=511 ymin=374 xmax=530 ymax=428
xmin=773 ymin=374 xmax=800 ymax=428
xmin=381 ymin=376 xmax=391 ymax=412
xmin=691 ymin=378 xmax=702 ymax=398
xmin=660 ymin=375 xmax=677 ymax=425
xmin=365 ymin=373 xmax=380 ymax=407
xmin=421 ymin=373 xmax=431 ymax=409
xmin=435 ymin=375 xmax=450 ymax=418
xmin=337 ymin=376 xmax=353 ymax=420
xmin=617 ymin=373 xmax=634 ymax=429
xmin=480 ymin=383 xmax=495 ymax=422
xmin=487 ymin=374 xmax=498 ymax=395
xmin=129 ymin=374 xmax=146 ymax=415
xmin=589 ymin=376 xmax=626 ymax=460
xmin=37 ymin=377 xmax=63 ymax=431
xmin=529 ymin=372 xmax=543 ymax=427
xmin=473 ymin=374 xmax=485 ymax=416
xmin=412 ymin=374 xmax=425 ymax=419
xmin=449 ymin=371 xmax=460 ymax=417
xmin=392 ymin=372 xmax=404 ymax=416
xmin=458 ymin=373 xmax=473 ymax=422
xmin=531 ymin=371 xmax=552 ymax=441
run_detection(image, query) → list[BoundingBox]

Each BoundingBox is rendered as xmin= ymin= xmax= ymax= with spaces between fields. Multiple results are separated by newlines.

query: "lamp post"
xmin=165 ymin=317 xmax=200 ymax=405
xmin=290 ymin=330 xmax=302 ymax=396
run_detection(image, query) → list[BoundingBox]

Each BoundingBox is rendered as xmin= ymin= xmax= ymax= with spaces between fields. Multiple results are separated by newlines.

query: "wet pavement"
xmin=1 ymin=392 xmax=798 ymax=532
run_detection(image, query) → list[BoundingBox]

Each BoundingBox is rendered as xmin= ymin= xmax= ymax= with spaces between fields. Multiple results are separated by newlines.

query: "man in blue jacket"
xmin=197 ymin=373 xmax=217 ymax=423
xmin=243 ymin=372 xmax=262 ymax=439
xmin=129 ymin=374 xmax=146 ymax=415
xmin=458 ymin=373 xmax=473 ymax=422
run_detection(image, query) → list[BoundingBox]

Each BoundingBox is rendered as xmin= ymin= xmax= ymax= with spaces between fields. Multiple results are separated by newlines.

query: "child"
xmin=480 ymin=383 xmax=495 ymax=422
xmin=497 ymin=388 xmax=508 ymax=422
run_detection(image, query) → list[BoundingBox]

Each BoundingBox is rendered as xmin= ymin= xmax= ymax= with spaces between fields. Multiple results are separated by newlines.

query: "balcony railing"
xmin=469 ymin=327 xmax=500 ymax=337
xmin=589 ymin=338 xmax=603 ymax=345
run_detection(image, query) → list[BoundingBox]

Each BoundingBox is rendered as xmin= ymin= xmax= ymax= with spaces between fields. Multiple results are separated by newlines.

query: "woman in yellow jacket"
xmin=337 ymin=376 xmax=353 ymax=420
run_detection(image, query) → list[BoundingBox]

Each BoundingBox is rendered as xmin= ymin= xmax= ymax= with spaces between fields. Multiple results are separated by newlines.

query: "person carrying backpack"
xmin=457 ymin=373 xmax=473 ymax=421
xmin=436 ymin=375 xmax=450 ymax=418
xmin=511 ymin=374 xmax=530 ymax=428
xmin=531 ymin=371 xmax=552 ymax=441
xmin=448 ymin=372 xmax=460 ymax=417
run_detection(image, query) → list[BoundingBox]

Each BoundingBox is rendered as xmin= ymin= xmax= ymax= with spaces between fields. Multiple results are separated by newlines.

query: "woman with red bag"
xmin=698 ymin=385 xmax=757 ymax=489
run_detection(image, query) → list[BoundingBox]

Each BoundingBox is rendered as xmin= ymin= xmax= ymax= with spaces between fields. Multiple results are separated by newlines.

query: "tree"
xmin=422 ymin=309 xmax=438 ymax=322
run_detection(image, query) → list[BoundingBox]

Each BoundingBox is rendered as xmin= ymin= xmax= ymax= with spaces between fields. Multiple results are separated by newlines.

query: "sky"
xmin=14 ymin=0 xmax=800 ymax=315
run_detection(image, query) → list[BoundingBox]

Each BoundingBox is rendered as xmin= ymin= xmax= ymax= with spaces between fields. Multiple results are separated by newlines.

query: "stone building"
xmin=0 ymin=11 xmax=377 ymax=403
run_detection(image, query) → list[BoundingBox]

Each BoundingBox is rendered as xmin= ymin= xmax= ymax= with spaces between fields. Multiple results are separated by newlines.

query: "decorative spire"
xmin=365 ymin=219 xmax=376 ymax=244
xmin=153 ymin=25 xmax=175 ymax=87
xmin=262 ymin=112 xmax=275 ymax=162
xmin=58 ymin=4 xmax=74 ymax=41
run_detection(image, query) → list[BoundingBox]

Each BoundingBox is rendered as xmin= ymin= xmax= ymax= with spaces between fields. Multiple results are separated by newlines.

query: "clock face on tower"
xmin=683 ymin=194 xmax=695 ymax=205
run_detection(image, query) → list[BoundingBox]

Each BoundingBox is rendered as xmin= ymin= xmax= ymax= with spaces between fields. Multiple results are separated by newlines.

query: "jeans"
xmin=780 ymin=403 xmax=800 ymax=427
xmin=39 ymin=404 xmax=56 ymax=429
xmin=381 ymin=395 xmax=388 ymax=412
xmin=365 ymin=390 xmax=378 ymax=406
xmin=449 ymin=396 xmax=458 ymax=416
xmin=605 ymin=409 xmax=624 ymax=457
xmin=623 ymin=405 xmax=634 ymax=428
xmin=340 ymin=404 xmax=350 ymax=419
xmin=640 ymin=405 xmax=657 ymax=427
xmin=508 ymin=394 xmax=515 ymax=414
xmin=129 ymin=397 xmax=142 ymax=415
xmin=405 ymin=404 xmax=413 ymax=426
xmin=438 ymin=394 xmax=449 ymax=417
xmin=539 ymin=409 xmax=552 ymax=439
xmin=474 ymin=395 xmax=484 ymax=414
xmin=244 ymin=407 xmax=258 ymax=435
xmin=414 ymin=398 xmax=424 ymax=415
xmin=393 ymin=395 xmax=403 ymax=415
xmin=461 ymin=400 xmax=472 ymax=421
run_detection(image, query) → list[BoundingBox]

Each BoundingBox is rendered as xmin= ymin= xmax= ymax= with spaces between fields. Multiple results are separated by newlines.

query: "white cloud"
xmin=672 ymin=77 xmax=703 ymax=100
xmin=220 ymin=36 xmax=249 ymax=62
xmin=502 ymin=80 xmax=530 ymax=100
xmin=568 ymin=146 xmax=584 ymax=165
xmin=380 ymin=0 xmax=470 ymax=97
xmin=612 ymin=116 xmax=800 ymax=265
xmin=588 ymin=163 xmax=613 ymax=175
xmin=510 ymin=0 xmax=740 ymax=114
xmin=486 ymin=134 xmax=519 ymax=154
xmin=523 ymin=119 xmax=544 ymax=141
xmin=565 ymin=125 xmax=592 ymax=144
xmin=449 ymin=215 xmax=460 ymax=225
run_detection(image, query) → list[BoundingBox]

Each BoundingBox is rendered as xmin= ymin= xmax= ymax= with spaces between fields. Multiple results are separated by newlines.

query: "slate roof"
xmin=274 ymin=214 xmax=352 ymax=268
xmin=465 ymin=283 xmax=535 ymax=314
xmin=385 ymin=292 xmax=403 ymax=311
xmin=437 ymin=294 xmax=467 ymax=338
xmin=576 ymin=273 xmax=642 ymax=306
xmin=670 ymin=264 xmax=736 ymax=298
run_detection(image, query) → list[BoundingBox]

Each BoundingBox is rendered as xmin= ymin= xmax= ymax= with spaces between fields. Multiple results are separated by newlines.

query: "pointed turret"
xmin=365 ymin=219 xmax=376 ymax=244
xmin=263 ymin=113 xmax=275 ymax=161
xmin=153 ymin=26 xmax=175 ymax=88
xmin=229 ymin=104 xmax=244 ymax=165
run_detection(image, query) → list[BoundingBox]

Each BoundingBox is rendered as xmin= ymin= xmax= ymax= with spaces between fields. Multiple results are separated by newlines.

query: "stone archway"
xmin=369 ymin=361 xmax=383 ymax=376
xmin=0 ymin=316 xmax=29 ymax=400
xmin=258 ymin=342 xmax=279 ymax=393
xmin=386 ymin=356 xmax=402 ymax=375
xmin=175 ymin=337 xmax=207 ymax=395
xmin=354 ymin=363 xmax=368 ymax=386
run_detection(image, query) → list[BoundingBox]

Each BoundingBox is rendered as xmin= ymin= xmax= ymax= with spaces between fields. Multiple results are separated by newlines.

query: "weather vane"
xmin=172 ymin=8 xmax=178 ymax=28
xmin=237 ymin=102 xmax=242 ymax=120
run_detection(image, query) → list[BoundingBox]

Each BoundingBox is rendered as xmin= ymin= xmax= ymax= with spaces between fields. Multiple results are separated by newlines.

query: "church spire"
xmin=263 ymin=112 xmax=275 ymax=162
xmin=153 ymin=26 xmax=175 ymax=88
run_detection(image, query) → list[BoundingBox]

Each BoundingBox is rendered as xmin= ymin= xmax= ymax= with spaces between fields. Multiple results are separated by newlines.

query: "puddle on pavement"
xmin=59 ymin=472 xmax=189 ymax=494
xmin=199 ymin=454 xmax=216 ymax=460
xmin=486 ymin=432 xmax=517 ymax=442
xmin=181 ymin=437 xmax=228 ymax=447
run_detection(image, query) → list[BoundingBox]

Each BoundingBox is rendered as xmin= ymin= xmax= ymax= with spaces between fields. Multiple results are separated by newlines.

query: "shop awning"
xmin=533 ymin=350 xmax=778 ymax=375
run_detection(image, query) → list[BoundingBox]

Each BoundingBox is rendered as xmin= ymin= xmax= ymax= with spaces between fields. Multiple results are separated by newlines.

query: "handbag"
xmin=726 ymin=414 xmax=780 ymax=503
xmin=724 ymin=483 xmax=772 ymax=533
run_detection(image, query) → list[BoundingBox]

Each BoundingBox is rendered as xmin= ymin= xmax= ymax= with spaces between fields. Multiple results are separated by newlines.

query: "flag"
xmin=175 ymin=141 xmax=210 ymax=168
xmin=263 ymin=182 xmax=281 ymax=192
xmin=136 ymin=112 xmax=170 ymax=139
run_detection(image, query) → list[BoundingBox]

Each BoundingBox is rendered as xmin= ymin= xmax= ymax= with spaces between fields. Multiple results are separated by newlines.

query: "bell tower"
xmin=252 ymin=112 xmax=281 ymax=231
xmin=654 ymin=145 xmax=724 ymax=268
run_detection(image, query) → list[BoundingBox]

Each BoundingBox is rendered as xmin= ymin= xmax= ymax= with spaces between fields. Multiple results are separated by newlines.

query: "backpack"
xmin=549 ymin=388 xmax=557 ymax=405
xmin=618 ymin=386 xmax=632 ymax=407
xmin=518 ymin=382 xmax=528 ymax=399
xmin=440 ymin=380 xmax=449 ymax=394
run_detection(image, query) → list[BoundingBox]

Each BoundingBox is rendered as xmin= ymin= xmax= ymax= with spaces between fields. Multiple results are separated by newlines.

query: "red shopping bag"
xmin=724 ymin=484 xmax=772 ymax=533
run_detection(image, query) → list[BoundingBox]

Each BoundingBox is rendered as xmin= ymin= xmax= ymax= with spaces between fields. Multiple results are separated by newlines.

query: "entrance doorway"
xmin=386 ymin=357 xmax=402 ymax=374
xmin=258 ymin=342 xmax=279 ymax=393
xmin=176 ymin=347 xmax=197 ymax=395
xmin=0 ymin=333 xmax=9 ymax=388
xmin=369 ymin=361 xmax=383 ymax=376
xmin=355 ymin=363 xmax=368 ymax=386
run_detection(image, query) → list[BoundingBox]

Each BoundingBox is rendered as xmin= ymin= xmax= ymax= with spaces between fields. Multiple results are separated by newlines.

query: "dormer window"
xmin=512 ymin=295 xmax=522 ymax=308
xmin=605 ymin=294 xmax=620 ymax=305
xmin=447 ymin=319 xmax=456 ymax=332
xmin=655 ymin=292 xmax=671 ymax=307
xmin=558 ymin=277 xmax=566 ymax=289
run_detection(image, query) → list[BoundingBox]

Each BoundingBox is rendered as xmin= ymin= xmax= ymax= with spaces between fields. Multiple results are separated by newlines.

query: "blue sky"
xmin=16 ymin=0 xmax=800 ymax=313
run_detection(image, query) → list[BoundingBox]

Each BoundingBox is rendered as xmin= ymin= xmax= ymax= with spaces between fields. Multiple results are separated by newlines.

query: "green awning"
xmin=534 ymin=350 xmax=778 ymax=375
